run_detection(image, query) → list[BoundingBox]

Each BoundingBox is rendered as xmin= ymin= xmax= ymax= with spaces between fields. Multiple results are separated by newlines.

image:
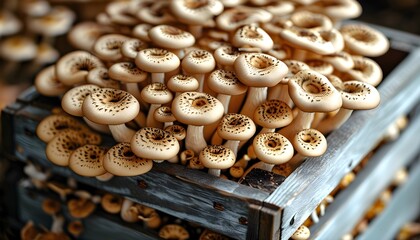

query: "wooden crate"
xmin=1 ymin=25 xmax=420 ymax=240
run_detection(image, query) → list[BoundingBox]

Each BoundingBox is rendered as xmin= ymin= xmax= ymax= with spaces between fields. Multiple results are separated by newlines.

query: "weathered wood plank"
xmin=309 ymin=111 xmax=420 ymax=239
xmin=356 ymin=158 xmax=420 ymax=240
xmin=265 ymin=47 xmax=420 ymax=240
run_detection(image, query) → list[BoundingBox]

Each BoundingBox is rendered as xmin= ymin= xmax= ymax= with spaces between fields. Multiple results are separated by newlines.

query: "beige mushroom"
xmin=232 ymin=24 xmax=274 ymax=52
xmin=154 ymin=106 xmax=176 ymax=128
xmin=199 ymin=145 xmax=236 ymax=176
xmin=67 ymin=21 xmax=113 ymax=52
xmin=167 ymin=74 xmax=199 ymax=98
xmin=181 ymin=49 xmax=216 ymax=92
xmin=135 ymin=48 xmax=180 ymax=83
xmin=68 ymin=144 xmax=107 ymax=177
xmin=101 ymin=193 xmax=123 ymax=214
xmin=36 ymin=114 xmax=89 ymax=143
xmin=87 ymin=67 xmax=120 ymax=89
xmin=216 ymin=5 xmax=272 ymax=32
xmin=121 ymin=38 xmax=148 ymax=59
xmin=140 ymin=82 xmax=173 ymax=128
xmin=254 ymin=99 xmax=293 ymax=133
xmin=158 ymin=224 xmax=190 ymax=240
xmin=93 ymin=34 xmax=130 ymax=62
xmin=213 ymin=45 xmax=241 ymax=71
xmin=291 ymin=225 xmax=310 ymax=240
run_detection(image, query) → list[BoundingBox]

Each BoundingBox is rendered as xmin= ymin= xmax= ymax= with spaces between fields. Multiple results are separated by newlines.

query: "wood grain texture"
xmin=309 ymin=112 xmax=420 ymax=239
xmin=357 ymin=158 xmax=420 ymax=240
xmin=265 ymin=48 xmax=420 ymax=240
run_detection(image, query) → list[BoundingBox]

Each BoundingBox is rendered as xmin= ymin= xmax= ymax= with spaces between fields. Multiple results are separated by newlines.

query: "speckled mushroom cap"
xmin=36 ymin=114 xmax=89 ymax=143
xmin=289 ymin=10 xmax=333 ymax=32
xmin=167 ymin=74 xmax=199 ymax=93
xmin=55 ymin=51 xmax=104 ymax=86
xmin=171 ymin=92 xmax=224 ymax=126
xmin=231 ymin=24 xmax=274 ymax=52
xmin=149 ymin=25 xmax=195 ymax=49
xmin=154 ymin=106 xmax=176 ymax=124
xmin=345 ymin=55 xmax=383 ymax=87
xmin=135 ymin=48 xmax=180 ymax=73
xmin=199 ymin=145 xmax=236 ymax=170
xmin=108 ymin=62 xmax=148 ymax=84
xmin=67 ymin=197 xmax=96 ymax=219
xmin=69 ymin=145 xmax=107 ymax=177
xmin=254 ymin=100 xmax=293 ymax=129
xmin=46 ymin=129 xmax=101 ymax=166
xmin=305 ymin=59 xmax=334 ymax=76
xmin=35 ymin=65 xmax=70 ymax=97
xmin=213 ymin=45 xmax=241 ymax=68
xmin=158 ymin=224 xmax=190 ymax=240
xmin=318 ymin=28 xmax=345 ymax=53
xmin=293 ymin=128 xmax=327 ymax=157
xmin=121 ymin=38 xmax=148 ymax=59
xmin=93 ymin=34 xmax=130 ymax=62
xmin=314 ymin=51 xmax=354 ymax=72
xmin=164 ymin=125 xmax=186 ymax=141
xmin=216 ymin=5 xmax=272 ymax=32
xmin=233 ymin=53 xmax=288 ymax=87
xmin=263 ymin=1 xmax=295 ymax=15
xmin=340 ymin=24 xmax=389 ymax=57
xmin=82 ymin=88 xmax=139 ymax=125
xmin=279 ymin=26 xmax=335 ymax=55
xmin=304 ymin=0 xmax=361 ymax=21
xmin=103 ymin=142 xmax=153 ymax=176
xmin=131 ymin=127 xmax=180 ymax=160
xmin=336 ymin=80 xmax=380 ymax=110
xmin=136 ymin=1 xmax=175 ymax=25
xmin=217 ymin=113 xmax=256 ymax=141
xmin=132 ymin=23 xmax=152 ymax=42
xmin=207 ymin=69 xmax=248 ymax=95
xmin=253 ymin=132 xmax=294 ymax=165
xmin=283 ymin=60 xmax=310 ymax=83
xmin=288 ymin=70 xmax=342 ymax=112
xmin=61 ymin=84 xmax=101 ymax=117
xmin=170 ymin=0 xmax=224 ymax=25
xmin=141 ymin=83 xmax=173 ymax=105
xmin=87 ymin=67 xmax=120 ymax=89
xmin=101 ymin=193 xmax=123 ymax=214
xmin=181 ymin=49 xmax=216 ymax=74
xmin=291 ymin=225 xmax=310 ymax=240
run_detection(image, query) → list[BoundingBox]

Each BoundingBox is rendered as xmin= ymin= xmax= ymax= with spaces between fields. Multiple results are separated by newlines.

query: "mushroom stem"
xmin=125 ymin=82 xmax=142 ymax=100
xmin=240 ymin=87 xmax=267 ymax=119
xmin=133 ymin=112 xmax=147 ymax=128
xmin=109 ymin=124 xmax=136 ymax=143
xmin=277 ymin=84 xmax=293 ymax=107
xmin=208 ymin=168 xmax=221 ymax=177
xmin=278 ymin=110 xmax=314 ymax=140
xmin=147 ymin=104 xmax=163 ymax=128
xmin=293 ymin=48 xmax=307 ymax=61
xmin=194 ymin=74 xmax=205 ymax=93
xmin=316 ymin=108 xmax=353 ymax=134
xmin=120 ymin=199 xmax=139 ymax=223
xmin=51 ymin=215 xmax=65 ymax=233
xmin=185 ymin=125 xmax=207 ymax=155
xmin=217 ymin=94 xmax=231 ymax=114
xmin=189 ymin=25 xmax=203 ymax=39
xmin=151 ymin=72 xmax=165 ymax=83
xmin=224 ymin=140 xmax=240 ymax=157
xmin=83 ymin=117 xmax=111 ymax=134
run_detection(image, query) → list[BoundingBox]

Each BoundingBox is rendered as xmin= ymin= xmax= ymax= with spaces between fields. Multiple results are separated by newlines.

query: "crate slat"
xmin=309 ymin=110 xmax=420 ymax=238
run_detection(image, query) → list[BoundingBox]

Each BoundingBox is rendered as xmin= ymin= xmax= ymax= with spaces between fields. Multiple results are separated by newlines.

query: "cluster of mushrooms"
xmin=34 ymin=0 xmax=389 ymax=182
xmin=0 ymin=0 xmax=76 ymax=84
xmin=21 ymin=162 xmax=231 ymax=240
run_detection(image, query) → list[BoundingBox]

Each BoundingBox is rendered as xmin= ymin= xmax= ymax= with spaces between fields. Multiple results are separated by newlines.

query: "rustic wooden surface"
xmin=309 ymin=110 xmax=420 ymax=239
xmin=357 ymin=158 xmax=420 ymax=240
xmin=264 ymin=47 xmax=420 ymax=240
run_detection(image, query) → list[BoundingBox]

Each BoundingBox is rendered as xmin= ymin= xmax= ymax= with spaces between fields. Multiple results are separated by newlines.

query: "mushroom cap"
xmin=216 ymin=5 xmax=272 ymax=32
xmin=253 ymin=132 xmax=294 ymax=165
xmin=20 ymin=221 xmax=39 ymax=240
xmin=164 ymin=125 xmax=186 ymax=141
xmin=345 ymin=55 xmax=383 ymax=87
xmin=288 ymin=70 xmax=342 ymax=112
xmin=34 ymin=42 xmax=60 ymax=65
xmin=0 ymin=10 xmax=22 ymax=37
xmin=207 ymin=69 xmax=248 ymax=95
xmin=103 ymin=142 xmax=153 ymax=176
xmin=279 ymin=26 xmax=335 ymax=55
xmin=36 ymin=114 xmax=90 ymax=143
xmin=293 ymin=129 xmax=327 ymax=157
xmin=171 ymin=92 xmax=224 ymax=126
xmin=337 ymin=80 xmax=380 ymax=110
xmin=61 ymin=84 xmax=101 ymax=117
xmin=67 ymin=220 xmax=84 ymax=238
xmin=69 ymin=145 xmax=107 ymax=177
xmin=314 ymin=51 xmax=354 ymax=72
xmin=28 ymin=6 xmax=75 ymax=37
xmin=136 ymin=1 xmax=175 ymax=25
xmin=340 ymin=24 xmax=389 ymax=57
xmin=93 ymin=34 xmax=130 ymax=61
xmin=290 ymin=10 xmax=333 ymax=32
xmin=106 ymin=1 xmax=139 ymax=26
xmin=181 ymin=49 xmax=216 ymax=74
xmin=303 ymin=0 xmax=361 ymax=21
xmin=83 ymin=88 xmax=140 ymax=125
xmin=167 ymin=74 xmax=199 ymax=93
xmin=131 ymin=128 xmax=180 ymax=160
xmin=199 ymin=145 xmax=236 ymax=170
xmin=305 ymin=59 xmax=334 ymax=76
xmin=68 ymin=198 xmax=96 ymax=219
xmin=140 ymin=83 xmax=173 ymax=105
xmin=121 ymin=38 xmax=148 ymax=59
xmin=233 ymin=53 xmax=288 ymax=87
xmin=135 ymin=48 xmax=180 ymax=73
xmin=158 ymin=224 xmax=190 ymax=240
xmin=101 ymin=193 xmax=123 ymax=214
xmin=35 ymin=65 xmax=70 ymax=97
xmin=213 ymin=45 xmax=241 ymax=67
xmin=87 ymin=67 xmax=120 ymax=89
xmin=217 ymin=113 xmax=256 ymax=141
xmin=67 ymin=22 xmax=113 ymax=52
xmin=232 ymin=24 xmax=274 ymax=52
xmin=318 ymin=28 xmax=345 ymax=53
xmin=283 ymin=60 xmax=311 ymax=83
xmin=56 ymin=51 xmax=104 ymax=86
xmin=132 ymin=23 xmax=152 ymax=42
xmin=148 ymin=25 xmax=195 ymax=49
xmin=254 ymin=100 xmax=293 ymax=129
xmin=46 ymin=129 xmax=101 ymax=166
xmin=291 ymin=225 xmax=310 ymax=240
xmin=154 ymin=106 xmax=176 ymax=123
xmin=170 ymin=0 xmax=224 ymax=25
xmin=108 ymin=62 xmax=148 ymax=83
xmin=0 ymin=35 xmax=37 ymax=61
xmin=42 ymin=198 xmax=62 ymax=215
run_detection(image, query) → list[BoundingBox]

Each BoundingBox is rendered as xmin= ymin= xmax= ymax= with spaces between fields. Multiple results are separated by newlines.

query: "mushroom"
xmin=87 ymin=67 xmax=120 ymax=89
xmin=120 ymin=198 xmax=140 ymax=223
xmin=148 ymin=24 xmax=195 ymax=59
xmin=167 ymin=74 xmax=199 ymax=98
xmin=180 ymin=149 xmax=195 ymax=165
xmin=233 ymin=52 xmax=288 ymax=119
xmin=67 ymin=220 xmax=83 ymax=238
xmin=158 ymin=224 xmax=190 ymax=240
xmin=305 ymin=58 xmax=334 ymax=76
xmin=310 ymin=51 xmax=354 ymax=72
xmin=289 ymin=128 xmax=328 ymax=167
xmin=217 ymin=113 xmax=256 ymax=156
xmin=121 ymin=38 xmax=148 ymax=59
xmin=272 ymin=162 xmax=294 ymax=177
xmin=35 ymin=65 xmax=70 ymax=97
xmin=68 ymin=145 xmax=107 ymax=177
xmin=105 ymin=0 xmax=140 ymax=26
xmin=229 ymin=165 xmax=245 ymax=179
xmin=131 ymin=127 xmax=180 ymax=162
xmin=181 ymin=49 xmax=216 ymax=92
xmin=215 ymin=5 xmax=272 ymax=32
xmin=140 ymin=82 xmax=173 ymax=128
xmin=67 ymin=197 xmax=96 ymax=219
xmin=135 ymin=48 xmax=180 ymax=83
xmin=47 ymin=181 xmax=73 ymax=201
xmin=172 ymin=92 xmax=224 ymax=154
xmin=302 ymin=0 xmax=362 ymax=22
xmin=231 ymin=24 xmax=274 ymax=52
xmin=289 ymin=10 xmax=333 ymax=32
xmin=55 ymin=50 xmax=104 ymax=86
xmin=20 ymin=221 xmax=40 ymax=240
xmin=36 ymin=114 xmax=89 ymax=143
xmin=341 ymin=55 xmax=383 ymax=87
xmin=254 ymin=99 xmax=294 ymax=133
xmin=42 ymin=198 xmax=61 ymax=216
xmin=0 ymin=10 xmax=22 ymax=38
xmin=101 ymin=193 xmax=123 ymax=214
xmin=199 ymin=229 xmax=230 ymax=240
xmin=213 ymin=45 xmax=241 ymax=71
xmin=93 ymin=34 xmax=130 ymax=62
xmin=103 ymin=142 xmax=153 ymax=176
xmin=199 ymin=145 xmax=236 ymax=177
xmin=23 ymin=162 xmax=50 ymax=189
xmin=108 ymin=61 xmax=148 ymax=101
xmin=154 ymin=106 xmax=176 ymax=128
xmin=291 ymin=225 xmax=310 ymax=240
xmin=67 ymin=22 xmax=113 ymax=52
xmin=132 ymin=23 xmax=152 ymax=42
xmin=82 ymin=88 xmax=140 ymax=143
xmin=136 ymin=1 xmax=175 ymax=25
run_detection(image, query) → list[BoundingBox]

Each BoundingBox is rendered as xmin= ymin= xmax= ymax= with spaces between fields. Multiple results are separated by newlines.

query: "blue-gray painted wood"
xmin=309 ymin=112 xmax=420 ymax=239
xmin=264 ymin=47 xmax=420 ymax=240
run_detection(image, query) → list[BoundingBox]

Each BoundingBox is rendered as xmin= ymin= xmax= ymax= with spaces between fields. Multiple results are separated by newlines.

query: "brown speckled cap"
xmin=293 ymin=129 xmax=327 ymax=157
xmin=131 ymin=128 xmax=180 ymax=160
xmin=69 ymin=145 xmax=107 ymax=177
xmin=253 ymin=132 xmax=294 ymax=165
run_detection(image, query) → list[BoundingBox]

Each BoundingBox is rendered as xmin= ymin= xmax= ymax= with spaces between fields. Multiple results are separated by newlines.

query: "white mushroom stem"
xmin=311 ymin=210 xmax=320 ymax=224
xmin=223 ymin=140 xmax=240 ymax=157
xmin=268 ymin=84 xmax=292 ymax=107
xmin=83 ymin=117 xmax=111 ymax=134
xmin=217 ymin=94 xmax=231 ymax=114
xmin=120 ymin=199 xmax=139 ymax=223
xmin=109 ymin=124 xmax=137 ymax=143
xmin=311 ymin=112 xmax=327 ymax=128
xmin=185 ymin=125 xmax=207 ymax=155
xmin=293 ymin=48 xmax=308 ymax=62
xmin=151 ymin=72 xmax=165 ymax=83
xmin=147 ymin=104 xmax=163 ymax=128
xmin=125 ymin=82 xmax=142 ymax=101
xmin=259 ymin=127 xmax=276 ymax=134
xmin=278 ymin=110 xmax=314 ymax=140
xmin=51 ymin=215 xmax=65 ymax=233
xmin=240 ymin=87 xmax=267 ymax=119
xmin=194 ymin=74 xmax=205 ymax=93
xmin=316 ymin=109 xmax=353 ymax=134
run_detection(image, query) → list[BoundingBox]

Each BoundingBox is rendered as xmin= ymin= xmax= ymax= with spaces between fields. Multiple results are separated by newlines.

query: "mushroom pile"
xmin=35 ymin=0 xmax=388 ymax=180
xmin=0 ymin=1 xmax=76 ymax=85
